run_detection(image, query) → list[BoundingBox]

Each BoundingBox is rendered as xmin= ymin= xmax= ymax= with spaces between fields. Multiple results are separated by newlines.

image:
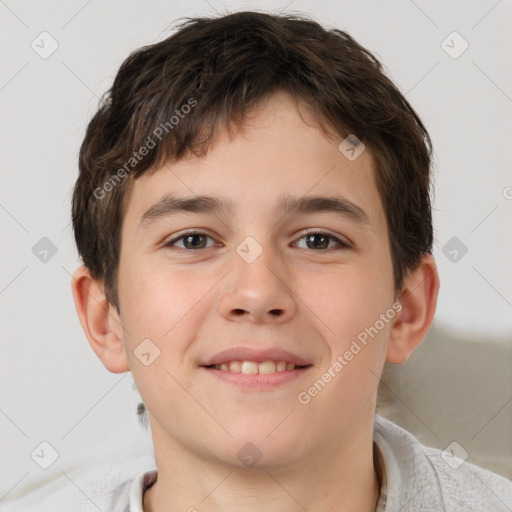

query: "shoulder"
xmin=423 ymin=444 xmax=512 ymax=511
xmin=374 ymin=414 xmax=512 ymax=512
xmin=0 ymin=456 xmax=155 ymax=512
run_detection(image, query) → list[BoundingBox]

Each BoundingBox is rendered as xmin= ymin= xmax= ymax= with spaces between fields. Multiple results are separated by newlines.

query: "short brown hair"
xmin=72 ymin=10 xmax=434 ymax=313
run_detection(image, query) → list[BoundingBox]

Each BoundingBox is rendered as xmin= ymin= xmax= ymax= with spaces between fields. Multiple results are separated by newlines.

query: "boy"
xmin=67 ymin=10 xmax=511 ymax=512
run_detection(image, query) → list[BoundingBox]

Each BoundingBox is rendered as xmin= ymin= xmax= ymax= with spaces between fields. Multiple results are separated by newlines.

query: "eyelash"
xmin=163 ymin=230 xmax=351 ymax=251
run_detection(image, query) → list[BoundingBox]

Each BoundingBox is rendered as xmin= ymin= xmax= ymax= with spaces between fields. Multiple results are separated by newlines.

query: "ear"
xmin=386 ymin=254 xmax=440 ymax=364
xmin=70 ymin=265 xmax=130 ymax=373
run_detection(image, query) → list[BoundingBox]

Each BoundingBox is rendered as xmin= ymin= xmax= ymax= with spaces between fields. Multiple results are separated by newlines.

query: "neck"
xmin=143 ymin=411 xmax=381 ymax=512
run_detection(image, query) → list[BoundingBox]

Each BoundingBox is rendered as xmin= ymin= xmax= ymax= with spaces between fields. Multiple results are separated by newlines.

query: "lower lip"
xmin=201 ymin=366 xmax=312 ymax=389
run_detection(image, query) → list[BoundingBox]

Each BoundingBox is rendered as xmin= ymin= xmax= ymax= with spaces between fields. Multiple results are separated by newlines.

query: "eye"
xmin=294 ymin=231 xmax=350 ymax=250
xmin=164 ymin=231 xmax=216 ymax=250
xmin=163 ymin=230 xmax=351 ymax=251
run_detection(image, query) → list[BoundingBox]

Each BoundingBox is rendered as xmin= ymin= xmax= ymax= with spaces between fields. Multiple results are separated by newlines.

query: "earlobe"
xmin=70 ymin=265 xmax=130 ymax=373
xmin=386 ymin=254 xmax=440 ymax=364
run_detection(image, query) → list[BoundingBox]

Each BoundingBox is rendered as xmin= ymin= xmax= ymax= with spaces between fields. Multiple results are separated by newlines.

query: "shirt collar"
xmin=127 ymin=469 xmax=157 ymax=512
xmin=127 ymin=415 xmax=444 ymax=512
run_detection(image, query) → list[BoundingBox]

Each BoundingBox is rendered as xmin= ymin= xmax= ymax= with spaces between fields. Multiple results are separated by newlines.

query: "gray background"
xmin=1 ymin=0 xmax=511 ymax=502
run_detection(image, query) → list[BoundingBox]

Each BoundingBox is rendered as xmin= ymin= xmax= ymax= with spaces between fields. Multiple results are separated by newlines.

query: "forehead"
xmin=122 ymin=92 xmax=386 ymax=236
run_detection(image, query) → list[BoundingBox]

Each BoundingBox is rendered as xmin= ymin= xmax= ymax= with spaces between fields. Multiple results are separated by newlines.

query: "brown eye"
xmin=164 ymin=232 xmax=215 ymax=250
xmin=295 ymin=232 xmax=350 ymax=250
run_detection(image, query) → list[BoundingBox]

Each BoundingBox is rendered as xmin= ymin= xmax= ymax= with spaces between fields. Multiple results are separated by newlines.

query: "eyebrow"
xmin=138 ymin=193 xmax=370 ymax=229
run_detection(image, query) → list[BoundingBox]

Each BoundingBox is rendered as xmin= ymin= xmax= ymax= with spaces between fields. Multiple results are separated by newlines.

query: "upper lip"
xmin=199 ymin=346 xmax=313 ymax=367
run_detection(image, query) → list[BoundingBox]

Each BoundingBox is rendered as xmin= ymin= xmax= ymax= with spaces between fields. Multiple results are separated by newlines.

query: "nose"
xmin=218 ymin=242 xmax=297 ymax=324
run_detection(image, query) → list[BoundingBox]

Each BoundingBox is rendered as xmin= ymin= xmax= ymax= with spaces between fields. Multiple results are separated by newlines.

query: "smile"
xmin=202 ymin=361 xmax=313 ymax=389
xmin=207 ymin=360 xmax=310 ymax=374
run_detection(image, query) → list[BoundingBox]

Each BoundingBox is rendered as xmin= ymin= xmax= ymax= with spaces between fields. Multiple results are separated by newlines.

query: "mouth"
xmin=200 ymin=359 xmax=313 ymax=389
xmin=203 ymin=360 xmax=312 ymax=374
xmin=198 ymin=346 xmax=314 ymax=388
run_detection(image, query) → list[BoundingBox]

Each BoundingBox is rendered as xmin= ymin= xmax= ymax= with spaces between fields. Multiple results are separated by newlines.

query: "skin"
xmin=72 ymin=91 xmax=439 ymax=512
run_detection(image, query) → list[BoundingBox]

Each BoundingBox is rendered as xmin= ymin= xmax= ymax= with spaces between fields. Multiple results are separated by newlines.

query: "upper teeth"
xmin=215 ymin=360 xmax=297 ymax=374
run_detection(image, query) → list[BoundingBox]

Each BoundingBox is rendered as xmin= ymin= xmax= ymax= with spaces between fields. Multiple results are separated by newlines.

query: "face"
xmin=114 ymin=92 xmax=397 ymax=469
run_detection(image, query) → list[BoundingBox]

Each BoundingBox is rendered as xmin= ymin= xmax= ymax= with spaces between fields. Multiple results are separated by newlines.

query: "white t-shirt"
xmin=3 ymin=415 xmax=512 ymax=511
xmin=121 ymin=415 xmax=512 ymax=512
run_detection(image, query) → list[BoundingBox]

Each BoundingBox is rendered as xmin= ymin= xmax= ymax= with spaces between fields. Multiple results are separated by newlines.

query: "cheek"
xmin=120 ymin=261 xmax=219 ymax=352
xmin=118 ymin=242 xmax=233 ymax=388
xmin=297 ymin=263 xmax=387 ymax=334
xmin=297 ymin=260 xmax=392 ymax=380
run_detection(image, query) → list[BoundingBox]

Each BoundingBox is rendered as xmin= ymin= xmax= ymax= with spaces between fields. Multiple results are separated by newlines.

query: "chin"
xmin=215 ymin=430 xmax=306 ymax=470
